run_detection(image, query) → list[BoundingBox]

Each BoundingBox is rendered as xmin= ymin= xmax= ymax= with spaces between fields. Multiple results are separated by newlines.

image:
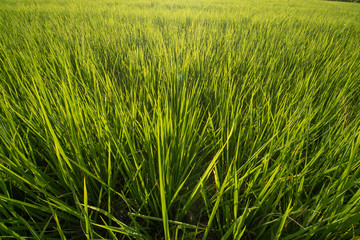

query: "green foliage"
xmin=327 ymin=0 xmax=360 ymax=3
xmin=0 ymin=0 xmax=360 ymax=239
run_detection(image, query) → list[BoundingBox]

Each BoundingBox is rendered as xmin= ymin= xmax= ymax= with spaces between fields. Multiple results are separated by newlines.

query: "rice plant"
xmin=0 ymin=0 xmax=360 ymax=239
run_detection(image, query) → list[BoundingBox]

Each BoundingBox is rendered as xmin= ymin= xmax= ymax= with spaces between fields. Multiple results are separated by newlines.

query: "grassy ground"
xmin=0 ymin=0 xmax=360 ymax=239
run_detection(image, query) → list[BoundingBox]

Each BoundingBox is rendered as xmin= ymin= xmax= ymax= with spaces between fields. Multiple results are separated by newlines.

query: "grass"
xmin=0 ymin=0 xmax=360 ymax=239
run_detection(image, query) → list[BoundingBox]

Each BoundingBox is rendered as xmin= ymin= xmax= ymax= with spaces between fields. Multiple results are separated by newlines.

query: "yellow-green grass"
xmin=0 ymin=0 xmax=360 ymax=239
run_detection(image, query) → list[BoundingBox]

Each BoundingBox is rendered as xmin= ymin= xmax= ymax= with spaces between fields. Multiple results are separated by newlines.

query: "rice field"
xmin=0 ymin=0 xmax=360 ymax=239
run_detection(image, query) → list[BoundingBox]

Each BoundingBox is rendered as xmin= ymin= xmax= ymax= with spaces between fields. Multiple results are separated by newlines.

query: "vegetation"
xmin=327 ymin=0 xmax=360 ymax=3
xmin=0 ymin=0 xmax=360 ymax=239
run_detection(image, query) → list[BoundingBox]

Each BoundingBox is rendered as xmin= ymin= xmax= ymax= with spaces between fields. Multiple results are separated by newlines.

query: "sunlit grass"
xmin=0 ymin=0 xmax=360 ymax=239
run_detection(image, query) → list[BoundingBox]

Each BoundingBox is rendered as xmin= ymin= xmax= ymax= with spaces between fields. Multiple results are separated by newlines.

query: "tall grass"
xmin=0 ymin=0 xmax=360 ymax=239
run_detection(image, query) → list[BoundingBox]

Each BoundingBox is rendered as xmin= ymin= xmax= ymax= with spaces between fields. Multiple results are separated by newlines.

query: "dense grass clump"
xmin=0 ymin=0 xmax=360 ymax=239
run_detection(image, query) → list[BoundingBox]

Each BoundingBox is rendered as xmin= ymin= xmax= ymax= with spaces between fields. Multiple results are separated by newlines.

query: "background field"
xmin=1 ymin=0 xmax=360 ymax=239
